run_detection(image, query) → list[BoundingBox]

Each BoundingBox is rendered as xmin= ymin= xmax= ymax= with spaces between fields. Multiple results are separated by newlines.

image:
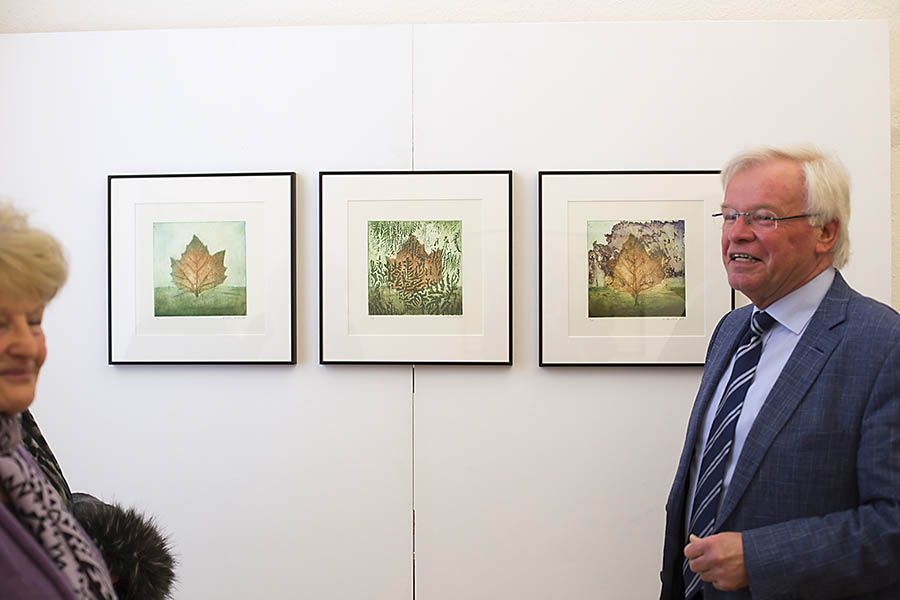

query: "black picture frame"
xmin=319 ymin=170 xmax=513 ymax=365
xmin=539 ymin=170 xmax=730 ymax=366
xmin=108 ymin=172 xmax=296 ymax=364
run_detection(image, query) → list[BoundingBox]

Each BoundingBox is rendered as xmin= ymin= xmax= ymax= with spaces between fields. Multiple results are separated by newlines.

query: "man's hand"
xmin=684 ymin=532 xmax=749 ymax=591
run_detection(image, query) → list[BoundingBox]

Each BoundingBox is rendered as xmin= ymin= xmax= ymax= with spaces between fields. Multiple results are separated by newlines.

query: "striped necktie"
xmin=683 ymin=310 xmax=776 ymax=599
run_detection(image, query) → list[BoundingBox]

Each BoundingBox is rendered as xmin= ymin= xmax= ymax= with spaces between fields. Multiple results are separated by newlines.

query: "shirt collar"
xmin=753 ymin=267 xmax=835 ymax=335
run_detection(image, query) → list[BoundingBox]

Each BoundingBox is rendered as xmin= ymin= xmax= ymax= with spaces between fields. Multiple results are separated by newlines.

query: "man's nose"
xmin=728 ymin=214 xmax=756 ymax=240
xmin=7 ymin=316 xmax=39 ymax=357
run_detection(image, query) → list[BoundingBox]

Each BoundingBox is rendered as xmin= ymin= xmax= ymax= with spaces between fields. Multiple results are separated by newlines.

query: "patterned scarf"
xmin=20 ymin=409 xmax=74 ymax=509
xmin=0 ymin=412 xmax=117 ymax=599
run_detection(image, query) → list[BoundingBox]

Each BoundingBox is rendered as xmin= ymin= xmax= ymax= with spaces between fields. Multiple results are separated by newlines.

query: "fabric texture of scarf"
xmin=20 ymin=409 xmax=73 ymax=509
xmin=0 ymin=412 xmax=117 ymax=599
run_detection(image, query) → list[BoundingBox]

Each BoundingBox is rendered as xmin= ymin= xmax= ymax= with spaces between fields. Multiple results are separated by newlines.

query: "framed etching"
xmin=320 ymin=171 xmax=512 ymax=364
xmin=539 ymin=171 xmax=731 ymax=366
xmin=109 ymin=172 xmax=296 ymax=364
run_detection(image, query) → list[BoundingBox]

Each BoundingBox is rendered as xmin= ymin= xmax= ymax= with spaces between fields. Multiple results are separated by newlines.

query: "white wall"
xmin=411 ymin=21 xmax=889 ymax=600
xmin=0 ymin=15 xmax=892 ymax=600
xmin=2 ymin=0 xmax=898 ymax=308
xmin=0 ymin=26 xmax=417 ymax=600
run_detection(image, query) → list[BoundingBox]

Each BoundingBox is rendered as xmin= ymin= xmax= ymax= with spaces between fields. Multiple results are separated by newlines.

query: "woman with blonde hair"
xmin=0 ymin=203 xmax=117 ymax=599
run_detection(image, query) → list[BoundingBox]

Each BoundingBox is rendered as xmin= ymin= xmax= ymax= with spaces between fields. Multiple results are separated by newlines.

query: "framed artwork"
xmin=109 ymin=172 xmax=296 ymax=364
xmin=319 ymin=171 xmax=512 ymax=364
xmin=539 ymin=171 xmax=731 ymax=366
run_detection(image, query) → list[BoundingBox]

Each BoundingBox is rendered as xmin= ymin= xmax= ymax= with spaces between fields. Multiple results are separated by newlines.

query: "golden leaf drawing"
xmin=170 ymin=235 xmax=227 ymax=297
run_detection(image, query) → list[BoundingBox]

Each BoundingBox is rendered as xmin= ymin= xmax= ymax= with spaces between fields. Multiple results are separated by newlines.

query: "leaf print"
xmin=170 ymin=234 xmax=227 ymax=297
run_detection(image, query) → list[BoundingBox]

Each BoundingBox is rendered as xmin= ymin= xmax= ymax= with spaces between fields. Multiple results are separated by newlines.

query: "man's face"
xmin=720 ymin=159 xmax=838 ymax=309
xmin=0 ymin=297 xmax=46 ymax=416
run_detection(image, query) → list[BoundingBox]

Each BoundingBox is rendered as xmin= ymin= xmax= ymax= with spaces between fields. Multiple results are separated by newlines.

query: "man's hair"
xmin=0 ymin=203 xmax=68 ymax=302
xmin=721 ymin=145 xmax=851 ymax=268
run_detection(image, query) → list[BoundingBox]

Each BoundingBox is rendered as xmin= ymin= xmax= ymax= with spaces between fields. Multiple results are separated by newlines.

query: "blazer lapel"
xmin=716 ymin=274 xmax=851 ymax=526
xmin=669 ymin=307 xmax=750 ymax=509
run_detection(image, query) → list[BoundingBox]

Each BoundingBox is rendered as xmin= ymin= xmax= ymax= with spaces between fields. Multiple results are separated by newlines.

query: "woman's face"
xmin=0 ymin=297 xmax=46 ymax=415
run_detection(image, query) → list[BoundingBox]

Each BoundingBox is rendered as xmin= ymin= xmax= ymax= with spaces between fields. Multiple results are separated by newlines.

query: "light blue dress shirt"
xmin=684 ymin=268 xmax=836 ymax=530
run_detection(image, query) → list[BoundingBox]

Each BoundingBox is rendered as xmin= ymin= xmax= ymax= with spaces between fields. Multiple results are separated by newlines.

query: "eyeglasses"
xmin=712 ymin=208 xmax=817 ymax=230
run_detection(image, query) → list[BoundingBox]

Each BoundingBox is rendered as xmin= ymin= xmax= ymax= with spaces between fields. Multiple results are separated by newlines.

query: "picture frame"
xmin=108 ymin=172 xmax=296 ymax=364
xmin=539 ymin=171 xmax=731 ymax=366
xmin=320 ymin=171 xmax=512 ymax=365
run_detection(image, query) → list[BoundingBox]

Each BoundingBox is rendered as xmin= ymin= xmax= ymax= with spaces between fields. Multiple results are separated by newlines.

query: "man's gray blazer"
xmin=660 ymin=272 xmax=900 ymax=599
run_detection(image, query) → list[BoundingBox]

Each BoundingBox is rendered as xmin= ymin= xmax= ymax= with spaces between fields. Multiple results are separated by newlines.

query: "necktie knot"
xmin=751 ymin=310 xmax=776 ymax=335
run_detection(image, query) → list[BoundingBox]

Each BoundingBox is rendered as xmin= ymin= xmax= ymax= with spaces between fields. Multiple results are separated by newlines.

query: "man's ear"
xmin=816 ymin=219 xmax=839 ymax=255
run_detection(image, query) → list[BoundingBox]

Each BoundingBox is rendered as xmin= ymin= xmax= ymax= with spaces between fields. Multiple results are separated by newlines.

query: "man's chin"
xmin=727 ymin=274 xmax=747 ymax=291
xmin=726 ymin=276 xmax=759 ymax=302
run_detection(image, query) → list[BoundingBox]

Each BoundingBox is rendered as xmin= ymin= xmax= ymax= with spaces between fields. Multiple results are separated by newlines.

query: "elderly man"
xmin=659 ymin=146 xmax=900 ymax=599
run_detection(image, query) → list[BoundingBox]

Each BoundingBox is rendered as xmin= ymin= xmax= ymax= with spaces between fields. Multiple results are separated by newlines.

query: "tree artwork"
xmin=368 ymin=220 xmax=462 ymax=316
xmin=586 ymin=219 xmax=686 ymax=318
xmin=170 ymin=235 xmax=227 ymax=297
xmin=152 ymin=221 xmax=247 ymax=317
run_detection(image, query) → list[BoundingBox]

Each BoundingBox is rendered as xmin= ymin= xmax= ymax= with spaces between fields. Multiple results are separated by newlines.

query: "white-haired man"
xmin=660 ymin=146 xmax=900 ymax=599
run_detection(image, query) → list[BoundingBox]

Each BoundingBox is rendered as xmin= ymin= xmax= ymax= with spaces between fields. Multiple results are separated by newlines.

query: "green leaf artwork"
xmin=367 ymin=220 xmax=462 ymax=316
xmin=153 ymin=221 xmax=247 ymax=317
xmin=587 ymin=219 xmax=686 ymax=318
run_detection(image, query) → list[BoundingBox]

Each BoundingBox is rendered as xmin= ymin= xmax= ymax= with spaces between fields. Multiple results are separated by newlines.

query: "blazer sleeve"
xmin=741 ymin=332 xmax=900 ymax=599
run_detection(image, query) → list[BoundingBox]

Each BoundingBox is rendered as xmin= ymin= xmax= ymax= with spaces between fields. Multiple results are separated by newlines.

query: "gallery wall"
xmin=0 ymin=19 xmax=891 ymax=600
xmin=2 ymin=1 xmax=899 ymax=310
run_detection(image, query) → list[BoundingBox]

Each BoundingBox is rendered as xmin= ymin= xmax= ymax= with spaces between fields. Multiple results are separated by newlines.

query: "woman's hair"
xmin=0 ymin=203 xmax=68 ymax=302
xmin=721 ymin=145 xmax=851 ymax=268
